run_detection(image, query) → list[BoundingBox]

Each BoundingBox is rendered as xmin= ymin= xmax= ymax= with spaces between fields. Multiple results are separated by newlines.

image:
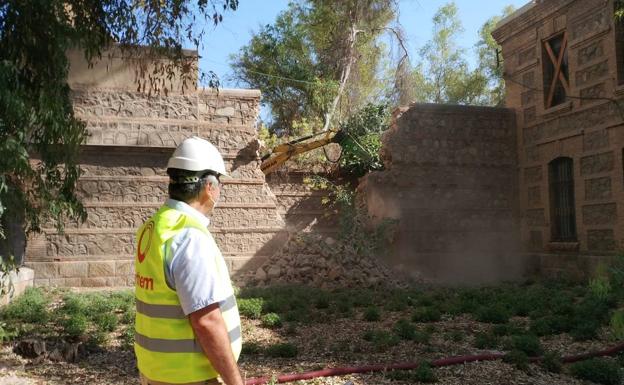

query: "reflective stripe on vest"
xmin=134 ymin=205 xmax=242 ymax=384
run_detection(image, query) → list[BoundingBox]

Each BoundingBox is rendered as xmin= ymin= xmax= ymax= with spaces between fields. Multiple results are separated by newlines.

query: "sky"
xmin=199 ymin=0 xmax=531 ymax=89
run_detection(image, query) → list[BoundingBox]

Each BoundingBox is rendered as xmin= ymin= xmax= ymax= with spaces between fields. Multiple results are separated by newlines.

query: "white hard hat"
xmin=167 ymin=136 xmax=228 ymax=176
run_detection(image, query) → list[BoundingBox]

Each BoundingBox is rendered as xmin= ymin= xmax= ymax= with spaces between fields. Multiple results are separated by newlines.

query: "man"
xmin=134 ymin=136 xmax=244 ymax=385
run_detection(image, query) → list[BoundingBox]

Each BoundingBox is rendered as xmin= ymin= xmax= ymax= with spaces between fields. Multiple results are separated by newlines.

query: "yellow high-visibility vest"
xmin=134 ymin=205 xmax=242 ymax=384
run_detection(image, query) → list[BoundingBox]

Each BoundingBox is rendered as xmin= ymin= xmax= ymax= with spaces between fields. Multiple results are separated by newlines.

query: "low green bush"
xmin=237 ymin=298 xmax=264 ymax=319
xmin=388 ymin=362 xmax=436 ymax=383
xmin=61 ymin=313 xmax=88 ymax=339
xmin=394 ymin=319 xmax=416 ymax=341
xmin=94 ymin=313 xmax=118 ymax=333
xmin=266 ymin=342 xmax=298 ymax=358
xmin=412 ymin=307 xmax=441 ymax=323
xmin=504 ymin=350 xmax=529 ymax=371
xmin=1 ymin=287 xmax=50 ymax=323
xmin=363 ymin=329 xmax=400 ymax=351
xmin=261 ymin=313 xmax=282 ymax=328
xmin=569 ymin=358 xmax=622 ymax=385
xmin=363 ymin=306 xmax=380 ymax=322
xmin=474 ymin=332 xmax=499 ymax=349
xmin=475 ymin=304 xmax=510 ymax=324
xmin=241 ymin=341 xmax=263 ymax=355
xmin=510 ymin=334 xmax=542 ymax=356
xmin=540 ymin=351 xmax=562 ymax=373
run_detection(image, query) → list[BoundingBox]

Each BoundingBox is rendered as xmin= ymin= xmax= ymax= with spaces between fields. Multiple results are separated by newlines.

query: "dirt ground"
xmin=0 ymin=311 xmax=614 ymax=385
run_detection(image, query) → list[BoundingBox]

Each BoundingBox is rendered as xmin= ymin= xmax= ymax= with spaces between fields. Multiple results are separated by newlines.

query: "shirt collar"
xmin=165 ymin=199 xmax=211 ymax=227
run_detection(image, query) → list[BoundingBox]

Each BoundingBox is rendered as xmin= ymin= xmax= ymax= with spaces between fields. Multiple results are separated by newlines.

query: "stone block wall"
xmin=266 ymin=171 xmax=340 ymax=234
xmin=493 ymin=0 xmax=624 ymax=277
xmin=358 ymin=104 xmax=527 ymax=285
xmin=25 ymin=86 xmax=286 ymax=287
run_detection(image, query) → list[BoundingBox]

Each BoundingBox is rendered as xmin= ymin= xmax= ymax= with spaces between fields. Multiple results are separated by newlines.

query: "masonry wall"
xmin=493 ymin=0 xmax=624 ymax=277
xmin=24 ymin=52 xmax=286 ymax=286
xmin=359 ymin=104 xmax=526 ymax=285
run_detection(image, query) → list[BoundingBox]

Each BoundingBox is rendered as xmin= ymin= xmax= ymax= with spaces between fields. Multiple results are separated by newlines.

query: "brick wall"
xmin=358 ymin=104 xmax=529 ymax=285
xmin=493 ymin=0 xmax=624 ymax=278
xmin=25 ymin=85 xmax=287 ymax=287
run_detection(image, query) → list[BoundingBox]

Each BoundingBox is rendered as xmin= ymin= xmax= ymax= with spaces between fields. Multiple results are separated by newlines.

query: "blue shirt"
xmin=163 ymin=199 xmax=233 ymax=315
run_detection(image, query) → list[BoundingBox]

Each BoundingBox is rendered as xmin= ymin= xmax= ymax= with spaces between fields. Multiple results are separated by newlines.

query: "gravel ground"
xmin=0 ymin=309 xmax=615 ymax=385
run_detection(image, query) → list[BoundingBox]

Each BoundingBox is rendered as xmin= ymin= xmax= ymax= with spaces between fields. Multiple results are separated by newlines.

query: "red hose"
xmin=245 ymin=341 xmax=624 ymax=385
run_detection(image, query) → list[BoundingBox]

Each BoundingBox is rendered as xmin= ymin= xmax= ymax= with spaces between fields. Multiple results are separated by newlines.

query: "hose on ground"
xmin=245 ymin=341 xmax=624 ymax=385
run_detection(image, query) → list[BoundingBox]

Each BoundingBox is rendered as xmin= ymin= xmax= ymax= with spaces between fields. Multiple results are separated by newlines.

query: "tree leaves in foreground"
xmin=0 ymin=0 xmax=237 ymax=264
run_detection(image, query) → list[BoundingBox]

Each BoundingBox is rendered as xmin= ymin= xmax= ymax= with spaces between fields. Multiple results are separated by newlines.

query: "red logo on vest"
xmin=137 ymin=221 xmax=154 ymax=263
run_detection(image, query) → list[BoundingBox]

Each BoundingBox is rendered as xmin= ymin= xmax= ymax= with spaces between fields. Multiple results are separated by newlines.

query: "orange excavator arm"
xmin=260 ymin=130 xmax=345 ymax=175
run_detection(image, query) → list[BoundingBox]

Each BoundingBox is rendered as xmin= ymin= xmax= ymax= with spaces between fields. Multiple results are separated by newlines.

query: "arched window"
xmin=549 ymin=157 xmax=577 ymax=241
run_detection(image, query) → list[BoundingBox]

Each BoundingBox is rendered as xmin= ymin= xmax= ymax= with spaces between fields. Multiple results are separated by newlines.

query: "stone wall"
xmin=493 ymin=0 xmax=624 ymax=278
xmin=358 ymin=104 xmax=527 ymax=285
xmin=25 ymin=63 xmax=287 ymax=285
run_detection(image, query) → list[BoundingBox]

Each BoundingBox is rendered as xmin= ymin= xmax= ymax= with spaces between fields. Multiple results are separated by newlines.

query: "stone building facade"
xmin=359 ymin=104 xmax=525 ymax=285
xmin=24 ymin=51 xmax=287 ymax=286
xmin=493 ymin=0 xmax=624 ymax=276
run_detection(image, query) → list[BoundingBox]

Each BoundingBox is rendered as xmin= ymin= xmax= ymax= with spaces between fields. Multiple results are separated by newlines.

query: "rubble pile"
xmin=243 ymin=233 xmax=411 ymax=288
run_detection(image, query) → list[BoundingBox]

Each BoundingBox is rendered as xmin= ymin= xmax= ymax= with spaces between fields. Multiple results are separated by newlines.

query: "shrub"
xmin=394 ymin=319 xmax=416 ymax=340
xmin=120 ymin=327 xmax=134 ymax=348
xmin=388 ymin=362 xmax=436 ymax=383
xmin=363 ymin=329 xmax=400 ymax=351
xmin=314 ymin=294 xmax=330 ymax=309
xmin=266 ymin=342 xmax=298 ymax=358
xmin=474 ymin=332 xmax=498 ymax=349
xmin=363 ymin=306 xmax=380 ymax=322
xmin=504 ymin=350 xmax=529 ymax=371
xmin=94 ymin=312 xmax=118 ymax=333
xmin=121 ymin=308 xmax=135 ymax=325
xmin=475 ymin=304 xmax=510 ymax=324
xmin=261 ymin=313 xmax=282 ymax=328
xmin=412 ymin=307 xmax=441 ymax=323
xmin=238 ymin=298 xmax=264 ymax=319
xmin=492 ymin=323 xmax=523 ymax=337
xmin=61 ymin=313 xmax=88 ymax=339
xmin=241 ymin=341 xmax=263 ymax=355
xmin=87 ymin=330 xmax=108 ymax=347
xmin=510 ymin=334 xmax=542 ymax=356
xmin=570 ymin=358 xmax=622 ymax=385
xmin=1 ymin=287 xmax=50 ymax=323
xmin=414 ymin=361 xmax=437 ymax=383
xmin=540 ymin=351 xmax=562 ymax=373
xmin=570 ymin=319 xmax=601 ymax=341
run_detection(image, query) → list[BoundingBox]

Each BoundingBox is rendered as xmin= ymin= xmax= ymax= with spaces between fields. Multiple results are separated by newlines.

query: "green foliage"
xmin=266 ymin=342 xmax=298 ymax=358
xmin=336 ymin=103 xmax=389 ymax=177
xmin=540 ymin=351 xmax=562 ymax=373
xmin=1 ymin=287 xmax=50 ymax=324
xmin=363 ymin=329 xmax=400 ymax=351
xmin=412 ymin=307 xmax=442 ymax=323
xmin=0 ymin=1 xmax=237 ymax=260
xmin=261 ymin=313 xmax=282 ymax=328
xmin=120 ymin=327 xmax=135 ymax=348
xmin=503 ymin=350 xmax=529 ymax=371
xmin=570 ymin=358 xmax=623 ymax=385
xmin=93 ymin=313 xmax=118 ymax=333
xmin=388 ymin=362 xmax=436 ymax=383
xmin=393 ymin=318 xmax=416 ymax=341
xmin=237 ymin=298 xmax=264 ymax=319
xmin=510 ymin=334 xmax=542 ymax=357
xmin=61 ymin=313 xmax=89 ymax=339
xmin=406 ymin=3 xmax=513 ymax=107
xmin=363 ymin=306 xmax=381 ymax=322
xmin=241 ymin=341 xmax=264 ymax=355
xmin=474 ymin=332 xmax=499 ymax=349
xmin=231 ymin=0 xmax=396 ymax=134
xmin=475 ymin=304 xmax=510 ymax=324
xmin=610 ymin=309 xmax=624 ymax=339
